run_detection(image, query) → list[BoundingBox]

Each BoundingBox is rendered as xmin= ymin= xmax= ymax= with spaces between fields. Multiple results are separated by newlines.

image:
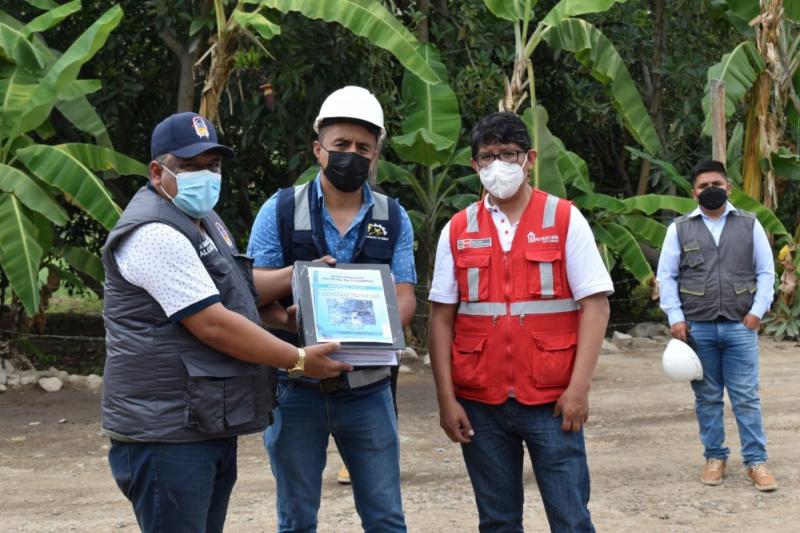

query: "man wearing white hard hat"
xmin=657 ymin=159 xmax=776 ymax=491
xmin=247 ymin=86 xmax=417 ymax=531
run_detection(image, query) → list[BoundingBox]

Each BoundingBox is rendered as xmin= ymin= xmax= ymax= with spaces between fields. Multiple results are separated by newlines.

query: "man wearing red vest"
xmin=429 ymin=112 xmax=613 ymax=532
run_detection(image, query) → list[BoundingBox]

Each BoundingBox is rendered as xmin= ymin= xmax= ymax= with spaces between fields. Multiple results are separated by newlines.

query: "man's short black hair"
xmin=690 ymin=160 xmax=728 ymax=183
xmin=470 ymin=112 xmax=531 ymax=158
xmin=318 ymin=117 xmax=380 ymax=141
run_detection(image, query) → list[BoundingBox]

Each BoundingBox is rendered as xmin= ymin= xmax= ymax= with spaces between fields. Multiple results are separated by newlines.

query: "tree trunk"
xmin=198 ymin=31 xmax=238 ymax=128
xmin=418 ymin=0 xmax=430 ymax=43
xmin=636 ymin=0 xmax=665 ymax=196
xmin=158 ymin=29 xmax=199 ymax=113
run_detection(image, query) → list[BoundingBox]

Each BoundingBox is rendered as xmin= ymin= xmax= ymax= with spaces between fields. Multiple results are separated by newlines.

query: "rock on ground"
xmin=38 ymin=377 xmax=63 ymax=392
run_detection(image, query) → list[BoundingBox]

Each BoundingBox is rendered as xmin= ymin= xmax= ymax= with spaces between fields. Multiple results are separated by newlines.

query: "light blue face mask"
xmin=160 ymin=165 xmax=221 ymax=219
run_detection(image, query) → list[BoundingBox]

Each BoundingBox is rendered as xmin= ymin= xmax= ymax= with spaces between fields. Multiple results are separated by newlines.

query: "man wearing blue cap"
xmin=101 ymin=112 xmax=350 ymax=533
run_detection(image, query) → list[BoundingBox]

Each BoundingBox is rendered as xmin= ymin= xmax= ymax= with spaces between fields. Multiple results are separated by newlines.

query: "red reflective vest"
xmin=448 ymin=188 xmax=580 ymax=405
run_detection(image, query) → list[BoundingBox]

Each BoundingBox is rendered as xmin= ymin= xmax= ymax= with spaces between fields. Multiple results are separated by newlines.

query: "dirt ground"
xmin=1 ymin=339 xmax=799 ymax=532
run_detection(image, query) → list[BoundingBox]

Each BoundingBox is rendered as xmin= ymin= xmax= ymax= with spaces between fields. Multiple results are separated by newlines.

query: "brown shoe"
xmin=747 ymin=463 xmax=778 ymax=491
xmin=700 ymin=458 xmax=726 ymax=485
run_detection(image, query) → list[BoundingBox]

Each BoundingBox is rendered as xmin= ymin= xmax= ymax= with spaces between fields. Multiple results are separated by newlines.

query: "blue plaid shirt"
xmin=247 ymin=175 xmax=417 ymax=284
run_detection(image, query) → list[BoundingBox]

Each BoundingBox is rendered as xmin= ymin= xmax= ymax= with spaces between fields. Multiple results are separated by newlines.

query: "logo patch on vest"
xmin=457 ymin=238 xmax=492 ymax=250
xmin=527 ymin=231 xmax=559 ymax=244
xmin=367 ymin=222 xmax=389 ymax=241
xmin=215 ymin=221 xmax=235 ymax=249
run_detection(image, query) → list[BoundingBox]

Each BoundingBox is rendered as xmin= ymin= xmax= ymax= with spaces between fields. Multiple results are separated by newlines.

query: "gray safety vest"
xmin=101 ymin=186 xmax=276 ymax=442
xmin=675 ymin=208 xmax=756 ymax=322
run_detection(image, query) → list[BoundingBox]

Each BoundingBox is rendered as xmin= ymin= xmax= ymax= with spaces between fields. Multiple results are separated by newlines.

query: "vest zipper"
xmin=504 ymin=252 xmax=513 ymax=397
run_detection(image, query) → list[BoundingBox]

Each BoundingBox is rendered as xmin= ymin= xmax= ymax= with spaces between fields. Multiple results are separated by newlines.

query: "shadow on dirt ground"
xmin=1 ymin=339 xmax=799 ymax=532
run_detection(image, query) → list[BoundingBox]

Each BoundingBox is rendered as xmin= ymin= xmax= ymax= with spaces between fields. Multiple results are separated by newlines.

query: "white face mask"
xmin=479 ymin=160 xmax=525 ymax=199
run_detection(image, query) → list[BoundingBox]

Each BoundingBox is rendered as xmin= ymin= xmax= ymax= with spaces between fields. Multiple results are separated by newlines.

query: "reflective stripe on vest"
xmin=539 ymin=262 xmax=554 ymax=298
xmin=293 ymin=182 xmax=311 ymax=231
xmin=542 ymin=194 xmax=559 ymax=229
xmin=466 ymin=202 xmax=479 ymax=233
xmin=373 ymin=192 xmax=389 ymax=219
xmin=467 ymin=268 xmax=481 ymax=301
xmin=458 ymin=298 xmax=578 ymax=316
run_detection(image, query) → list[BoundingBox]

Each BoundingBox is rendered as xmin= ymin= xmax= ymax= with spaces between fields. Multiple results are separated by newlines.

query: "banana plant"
xmin=0 ymin=2 xmax=147 ymax=316
xmin=198 ymin=0 xmax=441 ymax=126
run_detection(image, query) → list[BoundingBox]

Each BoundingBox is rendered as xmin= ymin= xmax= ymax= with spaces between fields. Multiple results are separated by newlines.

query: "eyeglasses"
xmin=475 ymin=150 xmax=526 ymax=168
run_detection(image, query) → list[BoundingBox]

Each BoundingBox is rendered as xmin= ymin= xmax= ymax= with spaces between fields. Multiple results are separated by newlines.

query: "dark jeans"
xmin=458 ymin=398 xmax=594 ymax=533
xmin=108 ymin=437 xmax=238 ymax=533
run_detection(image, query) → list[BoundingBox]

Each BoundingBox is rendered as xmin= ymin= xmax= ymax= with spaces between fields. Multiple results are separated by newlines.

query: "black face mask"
xmin=697 ymin=186 xmax=728 ymax=210
xmin=322 ymin=149 xmax=371 ymax=192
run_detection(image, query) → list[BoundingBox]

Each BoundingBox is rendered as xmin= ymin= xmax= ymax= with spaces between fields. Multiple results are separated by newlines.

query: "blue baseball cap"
xmin=150 ymin=112 xmax=235 ymax=160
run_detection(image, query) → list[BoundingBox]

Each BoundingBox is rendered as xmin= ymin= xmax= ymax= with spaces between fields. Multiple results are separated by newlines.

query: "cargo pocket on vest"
xmin=531 ymin=330 xmax=577 ymax=388
xmin=185 ymin=378 xmax=226 ymax=433
xmin=680 ymin=239 xmax=704 ymax=268
xmin=451 ymin=334 xmax=488 ymax=390
xmin=455 ymin=254 xmax=491 ymax=302
xmin=524 ymin=247 xmax=563 ymax=298
xmin=223 ymin=375 xmax=256 ymax=427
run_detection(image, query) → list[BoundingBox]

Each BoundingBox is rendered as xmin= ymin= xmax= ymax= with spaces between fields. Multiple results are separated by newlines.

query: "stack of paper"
xmin=292 ymin=261 xmax=405 ymax=366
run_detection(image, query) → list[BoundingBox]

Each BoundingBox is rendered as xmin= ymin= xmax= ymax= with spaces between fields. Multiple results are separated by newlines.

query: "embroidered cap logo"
xmin=192 ymin=116 xmax=210 ymax=138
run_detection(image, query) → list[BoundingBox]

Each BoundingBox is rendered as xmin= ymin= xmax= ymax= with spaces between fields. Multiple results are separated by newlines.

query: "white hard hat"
xmin=313 ymin=86 xmax=386 ymax=140
xmin=662 ymin=338 xmax=703 ymax=381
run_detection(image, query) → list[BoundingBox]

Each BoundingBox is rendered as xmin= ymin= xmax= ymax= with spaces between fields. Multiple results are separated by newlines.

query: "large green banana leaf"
xmin=605 ymin=222 xmax=653 ymax=283
xmin=541 ymin=0 xmax=627 ymax=27
xmin=521 ymin=105 xmax=592 ymax=197
xmin=19 ymin=5 xmax=123 ymax=136
xmin=729 ymin=188 xmax=789 ymax=235
xmin=572 ymin=192 xmax=627 ymax=213
xmin=621 ymin=194 xmax=697 ymax=215
xmin=701 ymin=41 xmax=765 ymax=136
xmin=617 ymin=214 xmax=667 ymax=247
xmin=483 ymin=0 xmax=530 ymax=21
xmin=542 ymin=18 xmax=663 ymax=156
xmin=0 ymin=194 xmax=43 ymax=315
xmin=22 ymin=0 xmax=80 ymax=36
xmin=0 ymin=9 xmax=114 ymax=146
xmin=0 ymin=22 xmax=46 ymax=70
xmin=0 ymin=163 xmax=67 ymax=224
xmin=248 ymin=0 xmax=440 ymax=84
xmin=60 ymin=244 xmax=104 ymax=283
xmin=54 ymin=143 xmax=147 ymax=176
xmin=0 ymin=66 xmax=40 ymax=142
xmin=16 ymin=144 xmax=122 ymax=229
xmin=392 ymin=44 xmax=460 ymax=167
xmin=231 ymin=10 xmax=281 ymax=41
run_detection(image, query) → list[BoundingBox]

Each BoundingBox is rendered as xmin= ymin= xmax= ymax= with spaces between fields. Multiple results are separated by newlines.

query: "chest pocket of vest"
xmin=531 ymin=330 xmax=577 ymax=388
xmin=455 ymin=254 xmax=490 ymax=302
xmin=524 ymin=247 xmax=564 ymax=298
xmin=680 ymin=239 xmax=704 ymax=268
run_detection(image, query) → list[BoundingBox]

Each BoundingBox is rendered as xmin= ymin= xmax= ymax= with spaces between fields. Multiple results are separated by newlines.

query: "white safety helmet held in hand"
xmin=662 ymin=338 xmax=703 ymax=381
xmin=313 ymin=86 xmax=386 ymax=141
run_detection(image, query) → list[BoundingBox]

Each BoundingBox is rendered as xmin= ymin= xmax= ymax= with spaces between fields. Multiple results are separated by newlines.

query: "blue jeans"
xmin=107 ymin=437 xmax=238 ymax=533
xmin=688 ymin=319 xmax=768 ymax=466
xmin=264 ymin=381 xmax=406 ymax=533
xmin=458 ymin=398 xmax=594 ymax=533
